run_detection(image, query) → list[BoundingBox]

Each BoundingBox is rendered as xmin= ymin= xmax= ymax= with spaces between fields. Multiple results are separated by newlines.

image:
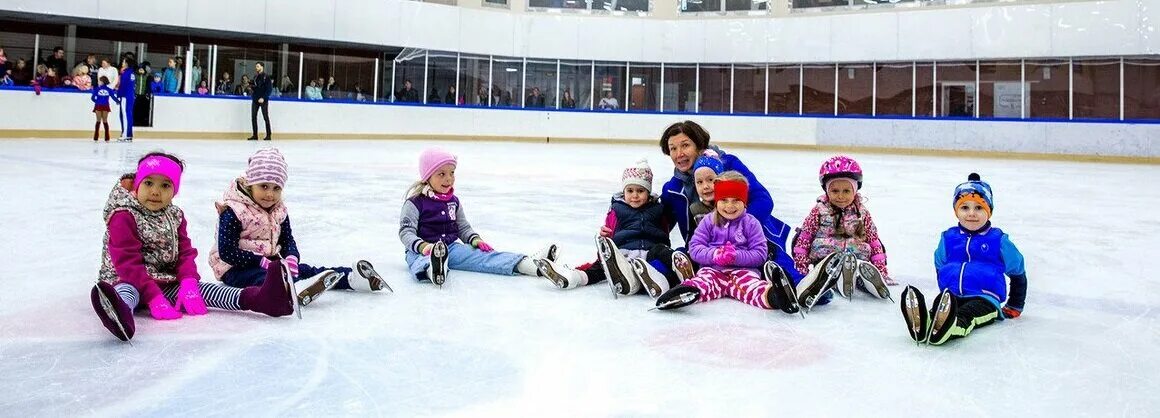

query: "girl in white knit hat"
xmin=210 ymin=148 xmax=392 ymax=308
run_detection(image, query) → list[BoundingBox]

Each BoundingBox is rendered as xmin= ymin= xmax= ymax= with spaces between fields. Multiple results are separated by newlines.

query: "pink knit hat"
xmin=419 ymin=148 xmax=457 ymax=181
xmin=246 ymin=148 xmax=288 ymax=187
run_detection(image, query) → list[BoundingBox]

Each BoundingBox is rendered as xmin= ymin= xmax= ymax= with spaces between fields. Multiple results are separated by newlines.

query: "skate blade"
xmin=97 ymin=289 xmax=132 ymax=344
xmin=595 ymin=236 xmax=620 ymax=299
xmin=282 ymin=263 xmax=302 ymax=320
xmin=358 ymin=261 xmax=394 ymax=293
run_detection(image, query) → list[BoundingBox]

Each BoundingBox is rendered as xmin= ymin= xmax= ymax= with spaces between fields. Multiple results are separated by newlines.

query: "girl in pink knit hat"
xmin=399 ymin=148 xmax=558 ymax=286
xmin=211 ymin=148 xmax=392 ymax=308
xmin=90 ymin=152 xmax=298 ymax=342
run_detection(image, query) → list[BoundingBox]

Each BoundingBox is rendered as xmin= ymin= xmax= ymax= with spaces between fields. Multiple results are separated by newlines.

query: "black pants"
xmin=933 ymin=295 xmax=1000 ymax=345
xmin=251 ymin=99 xmax=271 ymax=137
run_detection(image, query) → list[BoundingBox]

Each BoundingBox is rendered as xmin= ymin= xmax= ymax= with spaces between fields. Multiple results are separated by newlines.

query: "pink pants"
xmin=682 ymin=267 xmax=771 ymax=309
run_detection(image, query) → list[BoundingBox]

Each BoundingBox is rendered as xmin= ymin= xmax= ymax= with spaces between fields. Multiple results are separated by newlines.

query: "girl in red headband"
xmin=653 ymin=172 xmax=798 ymax=313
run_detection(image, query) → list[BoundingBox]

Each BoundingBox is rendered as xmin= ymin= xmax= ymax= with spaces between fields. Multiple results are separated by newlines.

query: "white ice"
xmin=0 ymin=139 xmax=1157 ymax=417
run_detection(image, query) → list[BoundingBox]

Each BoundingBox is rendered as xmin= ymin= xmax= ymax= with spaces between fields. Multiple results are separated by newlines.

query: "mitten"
xmin=472 ymin=239 xmax=494 ymax=252
xmin=148 ymin=295 xmax=182 ymax=320
xmin=1002 ymin=306 xmax=1022 ymax=319
xmin=284 ymin=255 xmax=300 ymax=278
xmin=712 ymin=242 xmax=736 ymax=265
xmin=175 ymin=278 xmax=207 ymax=315
xmin=418 ymin=242 xmax=434 ymax=256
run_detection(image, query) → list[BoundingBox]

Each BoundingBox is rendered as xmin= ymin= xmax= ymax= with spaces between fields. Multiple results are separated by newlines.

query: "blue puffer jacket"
xmin=608 ymin=194 xmax=670 ymax=251
xmin=660 ymin=147 xmax=791 ymax=249
xmin=934 ymin=223 xmax=1026 ymax=309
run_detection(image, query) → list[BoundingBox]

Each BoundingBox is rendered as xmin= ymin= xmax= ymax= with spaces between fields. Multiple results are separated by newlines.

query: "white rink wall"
xmin=1 ymin=89 xmax=1158 ymax=159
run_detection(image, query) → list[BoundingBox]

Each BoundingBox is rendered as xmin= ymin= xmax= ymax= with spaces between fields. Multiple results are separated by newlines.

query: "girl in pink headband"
xmin=90 ymin=152 xmax=298 ymax=342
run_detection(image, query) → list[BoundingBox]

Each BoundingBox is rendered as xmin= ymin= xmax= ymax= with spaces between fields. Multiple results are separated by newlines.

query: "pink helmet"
xmin=818 ymin=155 xmax=863 ymax=191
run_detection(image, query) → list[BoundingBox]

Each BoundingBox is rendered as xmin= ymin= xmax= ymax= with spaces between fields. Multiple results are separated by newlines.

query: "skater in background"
xmin=653 ymin=172 xmax=798 ymax=314
xmin=900 ymin=173 xmax=1027 ymax=346
xmin=116 ymin=56 xmax=137 ymax=141
xmin=90 ymin=76 xmax=118 ymax=142
xmin=248 ymin=62 xmax=272 ymax=141
xmin=534 ymin=159 xmax=687 ymax=298
xmin=398 ymin=148 xmax=557 ymax=286
xmin=210 ymin=148 xmax=391 ymax=306
xmin=792 ymin=156 xmax=894 ymax=311
xmin=89 ymin=152 xmax=297 ymax=342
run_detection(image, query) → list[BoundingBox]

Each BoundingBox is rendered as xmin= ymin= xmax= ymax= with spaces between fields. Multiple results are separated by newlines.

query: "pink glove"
xmin=148 ymin=295 xmax=182 ymax=320
xmin=175 ymin=278 xmax=207 ymax=315
xmin=419 ymin=242 xmax=434 ymax=256
xmin=284 ymin=255 xmax=300 ymax=278
xmin=713 ymin=242 xmax=737 ymax=266
xmin=600 ymin=211 xmax=616 ymax=238
xmin=474 ymin=240 xmax=494 ymax=252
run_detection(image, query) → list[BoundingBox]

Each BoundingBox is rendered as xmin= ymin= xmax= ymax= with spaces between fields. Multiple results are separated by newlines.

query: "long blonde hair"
xmin=403 ymin=180 xmax=427 ymax=201
xmin=712 ymin=171 xmax=748 ymax=227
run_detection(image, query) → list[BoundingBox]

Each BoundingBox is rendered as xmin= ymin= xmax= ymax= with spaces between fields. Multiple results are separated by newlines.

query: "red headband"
xmin=714 ymin=179 xmax=748 ymax=204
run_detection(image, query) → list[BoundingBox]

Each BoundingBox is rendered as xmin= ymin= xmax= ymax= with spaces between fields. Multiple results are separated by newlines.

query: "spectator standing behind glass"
xmin=445 ymin=85 xmax=462 ymax=105
xmin=43 ymin=47 xmax=67 ymax=78
xmin=526 ymin=87 xmax=546 ymax=108
xmin=98 ymin=59 xmax=119 ymax=91
xmin=305 ymin=79 xmax=322 ymax=100
xmin=11 ymin=58 xmax=30 ymax=86
xmin=41 ymin=67 xmax=61 ymax=89
xmin=501 ymin=90 xmax=513 ymax=107
xmin=323 ymin=76 xmax=340 ymax=99
xmin=353 ymin=83 xmax=367 ymax=102
xmin=190 ymin=57 xmax=202 ymax=92
xmin=217 ymin=72 xmax=233 ymax=95
xmin=162 ymin=59 xmax=179 ymax=94
xmin=196 ymin=80 xmax=209 ymax=95
xmin=248 ymin=62 xmax=272 ymax=141
xmin=476 ymin=86 xmax=488 ymax=106
xmin=150 ymin=72 xmax=164 ymax=93
xmin=397 ymin=79 xmax=420 ymax=103
xmin=84 ymin=54 xmax=98 ymax=80
xmin=561 ymin=88 xmax=576 ymax=109
xmin=72 ymin=64 xmax=92 ymax=91
xmin=280 ymin=75 xmax=295 ymax=97
xmin=236 ymin=74 xmax=252 ymax=96
xmin=0 ymin=47 xmax=9 ymax=77
xmin=427 ymin=88 xmax=442 ymax=104
xmin=598 ymin=90 xmax=619 ymax=110
xmin=174 ymin=56 xmax=185 ymax=93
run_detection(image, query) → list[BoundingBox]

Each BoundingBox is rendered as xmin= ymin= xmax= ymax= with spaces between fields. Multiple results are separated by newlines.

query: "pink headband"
xmin=133 ymin=155 xmax=183 ymax=195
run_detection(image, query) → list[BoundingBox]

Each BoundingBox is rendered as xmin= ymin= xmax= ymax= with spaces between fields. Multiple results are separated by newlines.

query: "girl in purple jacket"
xmin=398 ymin=148 xmax=557 ymax=287
xmin=654 ymin=171 xmax=798 ymax=313
xmin=89 ymin=152 xmax=297 ymax=342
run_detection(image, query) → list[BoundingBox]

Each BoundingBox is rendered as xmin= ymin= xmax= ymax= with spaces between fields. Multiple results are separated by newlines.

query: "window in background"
xmin=935 ymin=61 xmax=976 ymax=117
xmin=977 ymin=60 xmax=1022 ymax=118
xmin=427 ymin=52 xmax=458 ymax=105
xmin=492 ymin=56 xmax=522 ymax=107
xmin=1072 ymin=59 xmax=1120 ymax=120
xmin=768 ymin=65 xmax=800 ymax=115
xmin=215 ymin=45 xmax=279 ymax=97
xmin=392 ymin=50 xmax=426 ymax=103
xmin=875 ymin=62 xmax=913 ymax=117
xmin=1124 ymin=58 xmax=1160 ymax=120
xmin=732 ymin=64 xmax=765 ymax=114
xmin=560 ymin=60 xmax=593 ymax=110
xmin=837 ymin=63 xmax=872 ymax=115
xmin=801 ymin=64 xmax=834 ymax=115
xmin=459 ymin=54 xmax=490 ymax=106
xmin=1025 ymin=60 xmax=1068 ymax=119
xmin=662 ymin=64 xmax=697 ymax=112
xmin=915 ymin=63 xmax=934 ymax=117
xmin=594 ymin=61 xmax=626 ymax=111
xmin=628 ymin=63 xmax=661 ymax=111
xmin=525 ymin=59 xmax=557 ymax=109
xmin=681 ymin=0 xmax=721 ymax=12
xmin=698 ymin=64 xmax=729 ymax=113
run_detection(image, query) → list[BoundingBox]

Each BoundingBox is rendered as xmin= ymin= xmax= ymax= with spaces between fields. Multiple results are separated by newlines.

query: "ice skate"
xmin=90 ymin=282 xmax=135 ymax=343
xmin=596 ymin=236 xmax=637 ymax=297
xmin=531 ymin=243 xmax=559 ymax=263
xmin=855 ymin=260 xmax=891 ymax=301
xmin=535 ymin=258 xmax=585 ymax=289
xmin=763 ymin=261 xmax=802 ymax=317
xmin=671 ymin=251 xmax=695 ymax=282
xmin=354 ymin=260 xmax=393 ymax=292
xmin=652 ymin=284 xmax=701 ymax=311
xmin=836 ymin=252 xmax=858 ymax=301
xmin=796 ymin=252 xmax=841 ymax=311
xmin=430 ymin=241 xmax=449 ymax=287
xmin=927 ymin=289 xmax=958 ymax=345
xmin=631 ymin=258 xmax=670 ymax=299
xmin=296 ymin=269 xmax=339 ymax=306
xmin=900 ymin=285 xmax=928 ymax=345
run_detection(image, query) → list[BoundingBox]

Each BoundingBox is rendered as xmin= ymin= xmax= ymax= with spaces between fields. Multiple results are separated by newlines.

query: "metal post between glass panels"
xmin=833 ymin=64 xmax=838 ymax=116
xmin=1119 ymin=57 xmax=1125 ymax=120
xmin=624 ymin=61 xmax=631 ymax=111
xmin=1068 ymin=57 xmax=1074 ymax=120
xmin=33 ymin=34 xmax=40 ymax=73
xmin=1020 ymin=59 xmax=1025 ymax=119
xmin=489 ymin=56 xmax=494 ymax=107
xmin=590 ymin=61 xmax=595 ymax=109
xmin=932 ymin=62 xmax=938 ymax=117
xmin=209 ymin=45 xmax=217 ymax=97
xmin=522 ymin=58 xmax=528 ymax=108
xmin=455 ymin=53 xmax=460 ymax=106
xmin=974 ymin=60 xmax=980 ymax=118
xmin=555 ymin=59 xmax=561 ymax=109
xmin=764 ymin=64 xmax=769 ymax=115
xmin=185 ymin=43 xmax=194 ymax=95
xmin=798 ymin=63 xmax=804 ymax=115
xmin=911 ymin=62 xmax=916 ymax=117
xmin=373 ymin=57 xmax=380 ymax=102
xmin=694 ymin=63 xmax=700 ymax=113
xmin=660 ymin=62 xmax=665 ymax=112
xmin=423 ymin=51 xmax=430 ymax=105
xmin=871 ymin=61 xmax=877 ymax=116
xmin=298 ymin=52 xmax=304 ymax=99
xmin=729 ymin=64 xmax=735 ymax=114
xmin=392 ymin=60 xmax=397 ymax=102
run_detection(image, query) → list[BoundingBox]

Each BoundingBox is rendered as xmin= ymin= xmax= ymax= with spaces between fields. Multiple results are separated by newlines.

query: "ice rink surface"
xmin=0 ymin=139 xmax=1156 ymax=417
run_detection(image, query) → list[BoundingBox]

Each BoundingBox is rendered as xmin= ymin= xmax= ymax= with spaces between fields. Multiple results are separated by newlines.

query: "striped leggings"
xmin=113 ymin=281 xmax=245 ymax=311
xmin=681 ymin=267 xmax=771 ymax=309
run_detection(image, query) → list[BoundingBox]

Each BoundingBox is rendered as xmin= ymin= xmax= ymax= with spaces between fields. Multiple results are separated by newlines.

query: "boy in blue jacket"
xmin=900 ymin=173 xmax=1028 ymax=345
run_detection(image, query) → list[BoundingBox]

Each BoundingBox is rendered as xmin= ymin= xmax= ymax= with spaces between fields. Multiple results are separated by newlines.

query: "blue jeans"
xmin=405 ymin=242 xmax=525 ymax=280
xmin=221 ymin=263 xmax=353 ymax=290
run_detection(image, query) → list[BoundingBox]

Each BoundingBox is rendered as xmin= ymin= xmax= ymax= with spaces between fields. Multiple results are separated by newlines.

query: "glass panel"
xmin=427 ymin=52 xmax=457 ymax=105
xmin=1073 ymin=59 xmax=1119 ymax=120
xmin=1026 ymin=60 xmax=1068 ymax=119
xmin=331 ymin=51 xmax=376 ymax=102
xmin=793 ymin=0 xmax=849 ymax=8
xmin=876 ymin=62 xmax=912 ymax=117
xmin=188 ymin=45 xmax=210 ymax=96
xmin=484 ymin=0 xmax=509 ymax=6
xmin=459 ymin=54 xmax=490 ymax=106
xmin=0 ymin=32 xmax=36 ymax=86
xmin=628 ymin=63 xmax=660 ymax=111
xmin=682 ymin=0 xmax=722 ymax=12
xmin=767 ymin=65 xmax=799 ymax=115
xmin=725 ymin=0 xmax=767 ymax=11
xmin=525 ymin=59 xmax=556 ymax=109
xmin=37 ymin=34 xmax=66 ymax=90
xmin=530 ymin=0 xmax=590 ymax=9
xmin=915 ymin=63 xmax=933 ymax=117
xmin=977 ymin=61 xmax=1021 ymax=118
xmin=732 ymin=64 xmax=765 ymax=114
xmin=837 ymin=63 xmax=872 ymax=115
xmin=935 ymin=61 xmax=976 ymax=117
xmin=1124 ymin=58 xmax=1160 ymax=120
xmin=560 ymin=60 xmax=592 ymax=110
xmin=595 ymin=61 xmax=626 ymax=111
xmin=214 ymin=46 xmax=279 ymax=97
xmin=698 ymin=64 xmax=729 ymax=113
xmin=492 ymin=56 xmax=521 ymax=107
xmin=391 ymin=51 xmax=425 ymax=103
xmin=594 ymin=0 xmax=648 ymax=12
xmin=801 ymin=64 xmax=834 ymax=115
xmin=662 ymin=64 xmax=696 ymax=112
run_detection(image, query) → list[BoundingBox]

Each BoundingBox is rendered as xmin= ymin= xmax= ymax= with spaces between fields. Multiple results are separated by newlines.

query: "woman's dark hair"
xmin=137 ymin=151 xmax=185 ymax=170
xmin=660 ymin=120 xmax=711 ymax=155
xmin=98 ymin=76 xmax=109 ymax=85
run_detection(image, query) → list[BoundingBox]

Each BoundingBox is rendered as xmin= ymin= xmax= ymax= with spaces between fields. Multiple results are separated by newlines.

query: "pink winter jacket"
xmin=208 ymin=178 xmax=288 ymax=279
xmin=792 ymin=194 xmax=889 ymax=278
xmin=98 ymin=179 xmax=199 ymax=303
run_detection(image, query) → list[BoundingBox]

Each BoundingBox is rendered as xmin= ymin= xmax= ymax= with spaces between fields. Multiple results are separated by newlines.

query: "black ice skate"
xmin=900 ymin=285 xmax=929 ymax=345
xmin=90 ymin=282 xmax=135 ymax=344
xmin=355 ymin=260 xmax=393 ymax=292
xmin=631 ymin=258 xmax=669 ymax=299
xmin=297 ymin=270 xmax=340 ymax=307
xmin=652 ymin=285 xmax=701 ymax=311
xmin=763 ymin=261 xmax=802 ymax=317
xmin=430 ymin=241 xmax=449 ymax=287
xmin=596 ymin=236 xmax=634 ymax=298
xmin=927 ymin=289 xmax=958 ymax=345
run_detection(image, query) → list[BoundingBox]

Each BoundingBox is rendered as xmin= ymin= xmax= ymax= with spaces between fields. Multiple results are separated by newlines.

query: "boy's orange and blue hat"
xmin=953 ymin=173 xmax=993 ymax=216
